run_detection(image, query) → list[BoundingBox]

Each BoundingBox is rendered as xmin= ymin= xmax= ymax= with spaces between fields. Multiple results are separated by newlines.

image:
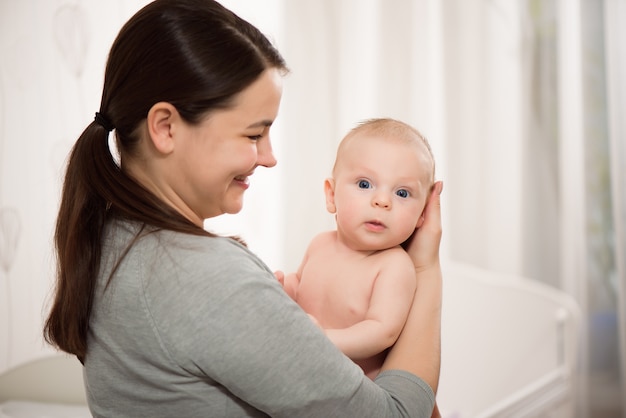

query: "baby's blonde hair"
xmin=334 ymin=118 xmax=435 ymax=182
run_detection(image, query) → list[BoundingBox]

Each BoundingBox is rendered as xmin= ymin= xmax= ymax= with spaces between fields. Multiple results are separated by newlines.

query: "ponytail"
xmin=43 ymin=122 xmax=112 ymax=360
xmin=44 ymin=119 xmax=212 ymax=361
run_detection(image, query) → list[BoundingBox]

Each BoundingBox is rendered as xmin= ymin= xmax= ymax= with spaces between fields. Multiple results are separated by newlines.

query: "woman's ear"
xmin=146 ymin=102 xmax=178 ymax=154
xmin=324 ymin=178 xmax=337 ymax=214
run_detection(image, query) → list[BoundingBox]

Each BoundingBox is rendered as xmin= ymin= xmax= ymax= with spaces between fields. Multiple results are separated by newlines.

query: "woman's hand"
xmin=383 ymin=181 xmax=443 ymax=395
xmin=405 ymin=181 xmax=443 ymax=272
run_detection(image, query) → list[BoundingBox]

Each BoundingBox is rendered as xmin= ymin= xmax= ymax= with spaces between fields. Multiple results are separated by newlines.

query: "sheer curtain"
xmin=278 ymin=0 xmax=446 ymax=273
xmin=556 ymin=0 xmax=625 ymax=415
xmin=279 ymin=0 xmax=625 ymax=416
xmin=604 ymin=0 xmax=626 ymax=415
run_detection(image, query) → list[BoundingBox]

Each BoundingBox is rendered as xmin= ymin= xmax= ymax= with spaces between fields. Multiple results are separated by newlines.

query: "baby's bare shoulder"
xmin=307 ymin=231 xmax=337 ymax=249
xmin=377 ymin=245 xmax=413 ymax=265
xmin=375 ymin=247 xmax=416 ymax=283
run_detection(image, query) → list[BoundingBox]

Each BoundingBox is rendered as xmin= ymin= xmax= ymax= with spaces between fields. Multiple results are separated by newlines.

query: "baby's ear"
xmin=416 ymin=213 xmax=425 ymax=228
xmin=324 ymin=178 xmax=337 ymax=214
xmin=416 ymin=183 xmax=436 ymax=228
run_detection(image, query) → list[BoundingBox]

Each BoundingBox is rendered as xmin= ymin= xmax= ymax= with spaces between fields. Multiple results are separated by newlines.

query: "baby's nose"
xmin=373 ymin=195 xmax=391 ymax=209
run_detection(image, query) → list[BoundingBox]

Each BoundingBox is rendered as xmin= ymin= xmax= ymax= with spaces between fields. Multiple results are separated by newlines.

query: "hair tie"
xmin=94 ymin=112 xmax=115 ymax=132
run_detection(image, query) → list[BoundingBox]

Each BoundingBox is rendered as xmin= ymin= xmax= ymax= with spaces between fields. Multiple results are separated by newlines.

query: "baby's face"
xmin=328 ymin=134 xmax=433 ymax=252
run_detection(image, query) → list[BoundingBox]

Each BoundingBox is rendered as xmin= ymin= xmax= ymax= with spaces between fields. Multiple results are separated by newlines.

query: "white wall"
xmin=0 ymin=0 xmax=152 ymax=373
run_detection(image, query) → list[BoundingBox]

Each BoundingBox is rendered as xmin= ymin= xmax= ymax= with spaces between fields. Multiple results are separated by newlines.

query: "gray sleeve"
xmin=146 ymin=238 xmax=435 ymax=418
xmin=373 ymin=371 xmax=436 ymax=417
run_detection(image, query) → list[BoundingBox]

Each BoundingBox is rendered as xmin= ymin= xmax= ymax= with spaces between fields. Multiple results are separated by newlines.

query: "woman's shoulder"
xmin=105 ymin=219 xmax=266 ymax=273
xmin=120 ymin=224 xmax=278 ymax=308
xmin=157 ymin=228 xmax=246 ymax=253
xmin=153 ymin=229 xmax=264 ymax=271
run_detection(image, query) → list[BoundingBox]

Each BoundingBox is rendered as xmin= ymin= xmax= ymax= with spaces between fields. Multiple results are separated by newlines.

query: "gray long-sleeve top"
xmin=84 ymin=219 xmax=435 ymax=417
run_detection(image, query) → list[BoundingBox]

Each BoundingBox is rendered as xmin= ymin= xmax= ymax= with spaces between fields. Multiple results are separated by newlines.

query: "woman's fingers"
xmin=406 ymin=181 xmax=443 ymax=270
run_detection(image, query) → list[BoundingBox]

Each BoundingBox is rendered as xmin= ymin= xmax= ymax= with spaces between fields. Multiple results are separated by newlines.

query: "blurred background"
xmin=0 ymin=0 xmax=623 ymax=417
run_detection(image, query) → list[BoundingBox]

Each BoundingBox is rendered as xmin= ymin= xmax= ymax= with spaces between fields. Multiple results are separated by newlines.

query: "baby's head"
xmin=325 ymin=118 xmax=435 ymax=251
xmin=333 ymin=118 xmax=435 ymax=182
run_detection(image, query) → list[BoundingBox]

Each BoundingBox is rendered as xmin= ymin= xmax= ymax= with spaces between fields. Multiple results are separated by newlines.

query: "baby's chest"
xmin=305 ymin=252 xmax=380 ymax=286
xmin=300 ymin=256 xmax=381 ymax=308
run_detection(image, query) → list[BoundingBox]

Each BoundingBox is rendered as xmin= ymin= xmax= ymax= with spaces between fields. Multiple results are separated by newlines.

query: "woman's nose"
xmin=257 ymin=138 xmax=277 ymax=168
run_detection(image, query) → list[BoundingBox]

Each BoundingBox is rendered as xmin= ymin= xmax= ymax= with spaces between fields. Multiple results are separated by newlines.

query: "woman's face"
xmin=166 ymin=68 xmax=283 ymax=225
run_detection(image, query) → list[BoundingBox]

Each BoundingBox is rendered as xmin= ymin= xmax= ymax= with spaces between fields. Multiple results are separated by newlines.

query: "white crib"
xmin=0 ymin=354 xmax=89 ymax=417
xmin=437 ymin=262 xmax=581 ymax=418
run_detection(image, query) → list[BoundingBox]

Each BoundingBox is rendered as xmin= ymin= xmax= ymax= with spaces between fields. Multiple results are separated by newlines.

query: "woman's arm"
xmin=382 ymin=181 xmax=443 ymax=393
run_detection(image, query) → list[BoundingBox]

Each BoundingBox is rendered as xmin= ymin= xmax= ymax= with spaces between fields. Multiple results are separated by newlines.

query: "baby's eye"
xmin=396 ymin=189 xmax=410 ymax=198
xmin=358 ymin=180 xmax=371 ymax=189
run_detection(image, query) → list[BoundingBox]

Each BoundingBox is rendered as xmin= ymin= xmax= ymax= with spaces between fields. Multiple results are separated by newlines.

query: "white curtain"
xmin=277 ymin=0 xmax=447 ymax=272
xmin=278 ymin=0 xmax=625 ymax=416
xmin=604 ymin=0 xmax=626 ymax=413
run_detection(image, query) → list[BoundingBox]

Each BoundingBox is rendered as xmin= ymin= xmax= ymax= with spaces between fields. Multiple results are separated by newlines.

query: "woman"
xmin=44 ymin=1 xmax=443 ymax=416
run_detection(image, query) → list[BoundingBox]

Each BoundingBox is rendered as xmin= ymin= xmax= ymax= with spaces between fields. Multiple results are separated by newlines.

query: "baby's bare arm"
xmin=279 ymin=239 xmax=317 ymax=301
xmin=282 ymin=272 xmax=300 ymax=300
xmin=324 ymin=251 xmax=416 ymax=360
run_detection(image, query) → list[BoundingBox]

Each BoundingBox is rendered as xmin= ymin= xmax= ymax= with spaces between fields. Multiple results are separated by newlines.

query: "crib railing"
xmin=438 ymin=262 xmax=581 ymax=418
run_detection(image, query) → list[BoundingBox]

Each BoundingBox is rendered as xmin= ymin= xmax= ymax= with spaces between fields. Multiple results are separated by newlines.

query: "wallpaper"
xmin=0 ymin=0 xmax=152 ymax=374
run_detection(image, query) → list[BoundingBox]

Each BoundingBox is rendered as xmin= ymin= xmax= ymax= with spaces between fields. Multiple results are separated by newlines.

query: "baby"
xmin=280 ymin=118 xmax=436 ymax=379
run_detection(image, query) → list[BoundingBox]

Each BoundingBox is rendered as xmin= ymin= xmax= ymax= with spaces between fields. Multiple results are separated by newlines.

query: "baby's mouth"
xmin=365 ymin=220 xmax=386 ymax=231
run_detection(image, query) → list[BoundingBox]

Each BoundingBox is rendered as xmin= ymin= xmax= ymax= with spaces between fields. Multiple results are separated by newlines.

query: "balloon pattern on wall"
xmin=0 ymin=207 xmax=21 ymax=366
xmin=0 ymin=2 xmax=88 ymax=371
xmin=53 ymin=4 xmax=90 ymax=78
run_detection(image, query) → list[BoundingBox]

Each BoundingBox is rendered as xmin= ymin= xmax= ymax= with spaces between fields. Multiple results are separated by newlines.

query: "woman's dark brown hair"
xmin=43 ymin=0 xmax=288 ymax=362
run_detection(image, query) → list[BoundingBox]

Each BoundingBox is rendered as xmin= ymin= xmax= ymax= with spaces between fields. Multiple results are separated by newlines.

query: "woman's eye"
xmin=248 ymin=134 xmax=263 ymax=141
xmin=396 ymin=189 xmax=409 ymax=198
xmin=358 ymin=180 xmax=371 ymax=189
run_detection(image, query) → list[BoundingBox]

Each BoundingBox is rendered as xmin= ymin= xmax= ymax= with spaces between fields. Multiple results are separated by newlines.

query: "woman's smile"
xmin=233 ymin=174 xmax=251 ymax=189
